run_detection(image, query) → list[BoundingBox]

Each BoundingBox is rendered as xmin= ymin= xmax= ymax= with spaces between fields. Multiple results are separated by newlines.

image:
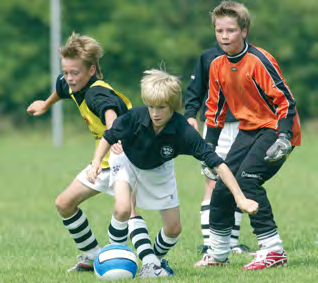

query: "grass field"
xmin=0 ymin=126 xmax=317 ymax=283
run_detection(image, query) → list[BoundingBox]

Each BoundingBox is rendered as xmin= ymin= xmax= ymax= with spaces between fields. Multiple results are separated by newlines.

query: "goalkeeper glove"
xmin=201 ymin=143 xmax=219 ymax=180
xmin=265 ymin=132 xmax=292 ymax=162
xmin=201 ymin=161 xmax=219 ymax=180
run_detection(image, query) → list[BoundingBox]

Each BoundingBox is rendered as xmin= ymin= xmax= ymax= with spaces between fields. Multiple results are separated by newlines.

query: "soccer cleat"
xmin=197 ymin=244 xmax=209 ymax=255
xmin=231 ymin=244 xmax=251 ymax=254
xmin=243 ymin=250 xmax=287 ymax=270
xmin=161 ymin=259 xmax=175 ymax=276
xmin=67 ymin=255 xmax=94 ymax=272
xmin=139 ymin=263 xmax=171 ymax=278
xmin=194 ymin=254 xmax=229 ymax=267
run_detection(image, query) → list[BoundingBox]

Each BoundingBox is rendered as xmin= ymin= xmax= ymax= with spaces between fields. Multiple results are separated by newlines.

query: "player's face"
xmin=148 ymin=103 xmax=173 ymax=133
xmin=214 ymin=16 xmax=247 ymax=56
xmin=61 ymin=58 xmax=96 ymax=92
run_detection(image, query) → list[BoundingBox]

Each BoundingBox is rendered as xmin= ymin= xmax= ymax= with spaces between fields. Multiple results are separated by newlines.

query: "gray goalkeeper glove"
xmin=201 ymin=161 xmax=219 ymax=180
xmin=265 ymin=133 xmax=292 ymax=162
xmin=201 ymin=143 xmax=219 ymax=180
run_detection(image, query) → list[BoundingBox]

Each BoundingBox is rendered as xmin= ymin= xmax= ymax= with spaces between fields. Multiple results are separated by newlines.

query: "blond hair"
xmin=59 ymin=32 xmax=104 ymax=79
xmin=141 ymin=69 xmax=182 ymax=111
xmin=211 ymin=1 xmax=250 ymax=35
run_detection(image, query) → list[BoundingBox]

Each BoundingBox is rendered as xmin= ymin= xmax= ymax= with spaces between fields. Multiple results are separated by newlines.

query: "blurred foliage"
xmin=0 ymin=0 xmax=317 ymax=127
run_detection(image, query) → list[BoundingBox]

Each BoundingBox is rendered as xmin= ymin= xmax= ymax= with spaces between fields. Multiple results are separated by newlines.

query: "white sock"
xmin=209 ymin=228 xmax=232 ymax=261
xmin=257 ymin=229 xmax=283 ymax=253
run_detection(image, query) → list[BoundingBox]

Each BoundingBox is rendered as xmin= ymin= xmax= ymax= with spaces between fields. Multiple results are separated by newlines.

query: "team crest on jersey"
xmin=160 ymin=145 xmax=174 ymax=158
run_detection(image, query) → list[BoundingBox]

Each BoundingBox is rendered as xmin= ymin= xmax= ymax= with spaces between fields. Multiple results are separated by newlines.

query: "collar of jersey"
xmin=226 ymin=42 xmax=248 ymax=64
xmin=140 ymin=106 xmax=177 ymax=135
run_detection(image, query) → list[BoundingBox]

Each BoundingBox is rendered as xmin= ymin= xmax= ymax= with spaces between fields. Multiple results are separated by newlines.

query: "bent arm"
xmin=214 ymin=163 xmax=259 ymax=215
xmin=105 ymin=109 xmax=118 ymax=130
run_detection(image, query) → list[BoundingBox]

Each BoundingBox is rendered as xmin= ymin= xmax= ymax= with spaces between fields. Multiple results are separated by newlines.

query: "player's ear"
xmin=89 ymin=65 xmax=96 ymax=76
xmin=242 ymin=27 xmax=248 ymax=40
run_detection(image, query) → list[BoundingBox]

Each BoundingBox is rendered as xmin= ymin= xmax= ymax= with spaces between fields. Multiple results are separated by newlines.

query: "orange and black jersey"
xmin=205 ymin=43 xmax=301 ymax=146
xmin=184 ymin=44 xmax=237 ymax=123
xmin=56 ymin=74 xmax=132 ymax=168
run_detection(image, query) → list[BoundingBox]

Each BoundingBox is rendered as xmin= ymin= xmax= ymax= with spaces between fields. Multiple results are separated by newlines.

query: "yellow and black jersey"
xmin=56 ymin=74 xmax=132 ymax=168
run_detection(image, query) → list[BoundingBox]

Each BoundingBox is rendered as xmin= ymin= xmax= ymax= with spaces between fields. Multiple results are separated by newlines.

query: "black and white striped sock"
xmin=129 ymin=216 xmax=160 ymax=266
xmin=200 ymin=200 xmax=210 ymax=246
xmin=108 ymin=215 xmax=128 ymax=245
xmin=62 ymin=208 xmax=99 ymax=259
xmin=154 ymin=228 xmax=178 ymax=259
xmin=230 ymin=207 xmax=243 ymax=247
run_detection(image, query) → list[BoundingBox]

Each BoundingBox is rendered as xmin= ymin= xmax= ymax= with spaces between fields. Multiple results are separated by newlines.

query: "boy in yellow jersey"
xmin=27 ymin=32 xmax=132 ymax=272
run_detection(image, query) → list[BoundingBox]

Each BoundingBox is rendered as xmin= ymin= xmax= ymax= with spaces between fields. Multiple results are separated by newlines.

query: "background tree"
xmin=0 ymin=0 xmax=316 ymax=127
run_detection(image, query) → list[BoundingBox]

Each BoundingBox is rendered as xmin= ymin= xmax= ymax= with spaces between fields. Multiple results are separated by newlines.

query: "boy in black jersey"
xmin=87 ymin=69 xmax=258 ymax=278
xmin=27 ymin=32 xmax=132 ymax=272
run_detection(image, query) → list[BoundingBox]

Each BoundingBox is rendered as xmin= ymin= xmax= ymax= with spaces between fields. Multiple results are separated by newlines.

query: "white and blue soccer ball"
xmin=94 ymin=244 xmax=138 ymax=281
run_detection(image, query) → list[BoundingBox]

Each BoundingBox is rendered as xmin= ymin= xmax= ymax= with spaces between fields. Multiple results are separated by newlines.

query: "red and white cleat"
xmin=243 ymin=250 xmax=287 ymax=270
xmin=194 ymin=254 xmax=229 ymax=267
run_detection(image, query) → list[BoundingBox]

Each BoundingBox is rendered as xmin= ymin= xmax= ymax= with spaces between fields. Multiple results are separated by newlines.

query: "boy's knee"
xmin=114 ymin=206 xmax=131 ymax=222
xmin=165 ymin=222 xmax=182 ymax=238
xmin=55 ymin=194 xmax=75 ymax=217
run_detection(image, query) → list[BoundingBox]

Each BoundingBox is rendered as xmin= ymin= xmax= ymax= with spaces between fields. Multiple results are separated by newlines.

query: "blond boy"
xmin=88 ymin=69 xmax=258 ymax=278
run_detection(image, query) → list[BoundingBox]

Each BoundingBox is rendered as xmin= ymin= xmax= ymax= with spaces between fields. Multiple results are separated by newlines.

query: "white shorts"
xmin=77 ymin=164 xmax=114 ymax=195
xmin=109 ymin=152 xmax=179 ymax=210
xmin=203 ymin=121 xmax=239 ymax=159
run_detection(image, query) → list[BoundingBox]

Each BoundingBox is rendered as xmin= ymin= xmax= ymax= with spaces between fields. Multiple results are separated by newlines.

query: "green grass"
xmin=0 ymin=126 xmax=317 ymax=283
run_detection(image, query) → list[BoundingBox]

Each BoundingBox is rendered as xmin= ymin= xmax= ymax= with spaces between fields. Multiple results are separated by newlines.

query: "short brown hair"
xmin=59 ymin=32 xmax=104 ymax=79
xmin=211 ymin=1 xmax=250 ymax=34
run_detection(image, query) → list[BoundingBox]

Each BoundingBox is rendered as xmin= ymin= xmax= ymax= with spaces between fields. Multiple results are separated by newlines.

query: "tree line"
xmin=1 ymin=0 xmax=317 ymax=127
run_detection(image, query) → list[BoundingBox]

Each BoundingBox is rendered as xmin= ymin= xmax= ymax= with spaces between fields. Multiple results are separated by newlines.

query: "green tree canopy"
xmin=0 ymin=0 xmax=316 ymax=126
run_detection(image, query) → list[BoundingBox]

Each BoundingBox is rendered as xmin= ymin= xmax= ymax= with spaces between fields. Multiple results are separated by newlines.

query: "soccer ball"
xmin=94 ymin=244 xmax=138 ymax=281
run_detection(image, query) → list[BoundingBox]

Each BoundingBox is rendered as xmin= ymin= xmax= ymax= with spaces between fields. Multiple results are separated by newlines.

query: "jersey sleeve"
xmin=184 ymin=54 xmax=208 ymax=120
xmin=55 ymin=75 xmax=71 ymax=99
xmin=85 ymin=86 xmax=128 ymax=125
xmin=254 ymin=52 xmax=297 ymax=135
xmin=103 ymin=110 xmax=134 ymax=145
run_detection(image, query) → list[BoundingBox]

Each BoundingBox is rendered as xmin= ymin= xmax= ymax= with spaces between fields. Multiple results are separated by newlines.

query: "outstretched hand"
xmin=27 ymin=100 xmax=48 ymax=116
xmin=237 ymin=198 xmax=259 ymax=215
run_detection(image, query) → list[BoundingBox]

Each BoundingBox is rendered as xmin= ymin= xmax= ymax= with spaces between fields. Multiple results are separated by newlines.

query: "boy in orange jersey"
xmin=195 ymin=1 xmax=301 ymax=270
